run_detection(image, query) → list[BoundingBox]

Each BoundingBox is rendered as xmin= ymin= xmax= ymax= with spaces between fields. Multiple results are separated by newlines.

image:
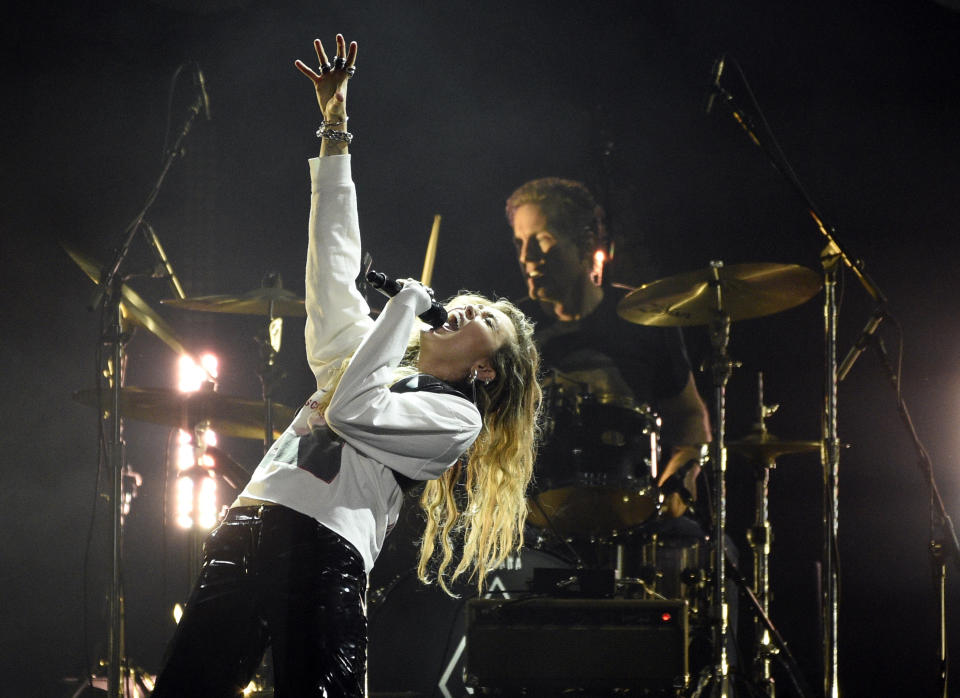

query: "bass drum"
xmin=367 ymin=547 xmax=571 ymax=698
xmin=528 ymin=391 xmax=662 ymax=539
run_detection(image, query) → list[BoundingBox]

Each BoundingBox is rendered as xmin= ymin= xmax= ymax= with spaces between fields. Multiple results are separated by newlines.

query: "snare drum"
xmin=528 ymin=391 xmax=662 ymax=538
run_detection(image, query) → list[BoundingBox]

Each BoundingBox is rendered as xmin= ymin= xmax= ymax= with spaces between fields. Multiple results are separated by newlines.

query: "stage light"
xmin=172 ymin=353 xmax=224 ymax=530
xmin=175 ymin=477 xmax=194 ymax=529
xmin=174 ymin=429 xmax=221 ymax=530
xmin=176 ymin=429 xmax=194 ymax=472
xmin=200 ymin=353 xmax=218 ymax=380
xmin=172 ymin=603 xmax=184 ymax=624
xmin=177 ymin=352 xmax=219 ymax=392
xmin=201 ymin=428 xmax=217 ymax=448
xmin=197 ymin=476 xmax=218 ymax=529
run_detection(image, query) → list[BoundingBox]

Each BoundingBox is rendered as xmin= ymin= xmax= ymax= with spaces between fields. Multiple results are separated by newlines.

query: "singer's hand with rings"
xmin=294 ymin=34 xmax=358 ymax=120
xmin=396 ymin=279 xmax=435 ymax=317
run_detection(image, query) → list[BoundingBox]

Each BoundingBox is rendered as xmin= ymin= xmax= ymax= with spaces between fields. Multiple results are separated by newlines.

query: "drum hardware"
xmin=531 ymin=567 xmax=615 ymax=597
xmin=635 ymin=534 xmax=710 ymax=614
xmin=724 ymin=560 xmax=813 ymax=698
xmin=618 ymin=259 xmax=822 ymax=698
xmin=72 ymin=385 xmax=296 ymax=441
xmin=526 ymin=495 xmax=590 ymax=569
xmin=732 ymin=371 xmax=820 ymax=697
xmin=201 ymin=445 xmax=253 ymax=490
xmin=62 ymin=242 xmax=191 ymax=356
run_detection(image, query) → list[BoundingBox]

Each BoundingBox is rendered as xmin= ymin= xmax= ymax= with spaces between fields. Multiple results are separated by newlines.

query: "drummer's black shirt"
xmin=524 ymin=286 xmax=692 ymax=412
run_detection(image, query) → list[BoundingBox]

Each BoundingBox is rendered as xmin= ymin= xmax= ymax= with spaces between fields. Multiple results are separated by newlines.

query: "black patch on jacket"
xmin=296 ymin=426 xmax=344 ymax=483
xmin=388 ymin=374 xmax=473 ymax=493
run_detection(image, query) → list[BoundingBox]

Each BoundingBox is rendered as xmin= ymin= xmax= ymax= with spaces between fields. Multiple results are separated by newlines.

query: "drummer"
xmin=506 ymin=177 xmax=711 ymax=520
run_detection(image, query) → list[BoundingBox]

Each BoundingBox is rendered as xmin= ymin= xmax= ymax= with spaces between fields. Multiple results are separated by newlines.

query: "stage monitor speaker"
xmin=465 ymin=598 xmax=688 ymax=694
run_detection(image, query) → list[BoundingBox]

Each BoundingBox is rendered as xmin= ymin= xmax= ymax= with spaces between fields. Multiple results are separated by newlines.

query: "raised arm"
xmin=295 ymin=34 xmax=357 ymax=158
xmin=294 ymin=35 xmax=370 ymax=388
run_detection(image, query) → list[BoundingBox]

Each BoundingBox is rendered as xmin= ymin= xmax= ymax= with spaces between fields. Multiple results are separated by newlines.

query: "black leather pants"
xmin=152 ymin=505 xmax=368 ymax=697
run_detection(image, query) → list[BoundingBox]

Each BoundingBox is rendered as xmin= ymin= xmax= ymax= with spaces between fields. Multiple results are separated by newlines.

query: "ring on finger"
xmin=345 ymin=65 xmax=356 ymax=77
xmin=333 ymin=56 xmax=346 ymax=70
xmin=319 ymin=62 xmax=333 ymax=74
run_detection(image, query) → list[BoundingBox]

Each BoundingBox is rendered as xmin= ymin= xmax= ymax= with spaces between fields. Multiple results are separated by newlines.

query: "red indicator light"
xmin=661 ymin=612 xmax=672 ymax=622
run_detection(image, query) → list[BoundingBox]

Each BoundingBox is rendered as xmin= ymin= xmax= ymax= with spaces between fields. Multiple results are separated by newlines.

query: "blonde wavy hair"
xmin=315 ymin=292 xmax=541 ymax=595
xmin=415 ymin=293 xmax=542 ymax=595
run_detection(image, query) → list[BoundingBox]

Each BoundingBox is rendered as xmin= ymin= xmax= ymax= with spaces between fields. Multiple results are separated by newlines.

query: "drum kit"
xmin=368 ymin=261 xmax=823 ymax=697
xmin=67 ymin=236 xmax=824 ymax=696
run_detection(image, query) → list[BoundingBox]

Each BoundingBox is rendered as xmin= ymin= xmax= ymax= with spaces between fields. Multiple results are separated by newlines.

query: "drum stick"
xmin=420 ymin=214 xmax=441 ymax=288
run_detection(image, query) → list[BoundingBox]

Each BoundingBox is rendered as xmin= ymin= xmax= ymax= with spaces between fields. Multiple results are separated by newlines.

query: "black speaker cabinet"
xmin=465 ymin=598 xmax=688 ymax=694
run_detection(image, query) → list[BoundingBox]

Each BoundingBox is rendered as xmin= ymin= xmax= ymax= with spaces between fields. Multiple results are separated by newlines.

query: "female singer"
xmin=151 ymin=33 xmax=541 ymax=697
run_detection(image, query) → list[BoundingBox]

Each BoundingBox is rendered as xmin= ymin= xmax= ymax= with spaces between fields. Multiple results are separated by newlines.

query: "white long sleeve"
xmin=237 ymin=155 xmax=480 ymax=572
xmin=304 ymin=155 xmax=373 ymax=389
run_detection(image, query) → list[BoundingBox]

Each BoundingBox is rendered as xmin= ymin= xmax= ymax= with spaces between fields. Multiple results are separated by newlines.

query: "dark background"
xmin=4 ymin=0 xmax=959 ymax=696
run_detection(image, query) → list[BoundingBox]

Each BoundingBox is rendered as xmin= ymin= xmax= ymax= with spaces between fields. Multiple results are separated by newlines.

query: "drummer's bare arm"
xmin=294 ymin=34 xmax=358 ymax=157
xmin=658 ymin=372 xmax=712 ymax=516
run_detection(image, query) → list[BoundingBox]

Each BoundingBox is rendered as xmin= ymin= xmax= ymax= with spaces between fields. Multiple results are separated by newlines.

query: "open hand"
xmin=294 ymin=34 xmax=358 ymax=120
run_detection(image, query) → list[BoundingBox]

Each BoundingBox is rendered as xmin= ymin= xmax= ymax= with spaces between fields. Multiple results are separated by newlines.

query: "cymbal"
xmin=727 ymin=432 xmax=821 ymax=461
xmin=61 ymin=242 xmax=189 ymax=355
xmin=73 ymin=386 xmax=296 ymax=441
xmin=162 ymin=287 xmax=306 ymax=317
xmin=618 ymin=262 xmax=822 ymax=326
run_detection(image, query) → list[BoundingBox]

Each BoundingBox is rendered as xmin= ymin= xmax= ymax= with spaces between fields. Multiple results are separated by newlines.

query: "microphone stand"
xmin=709 ymin=74 xmax=884 ymax=698
xmin=91 ymin=86 xmax=206 ymax=698
xmin=866 ymin=332 xmax=960 ymax=697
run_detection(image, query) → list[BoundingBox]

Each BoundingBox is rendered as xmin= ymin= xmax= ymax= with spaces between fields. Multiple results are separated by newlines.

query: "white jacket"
xmin=237 ymin=155 xmax=482 ymax=572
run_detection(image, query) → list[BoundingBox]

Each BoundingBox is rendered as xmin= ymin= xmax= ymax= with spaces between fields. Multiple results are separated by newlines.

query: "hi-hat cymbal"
xmin=73 ymin=386 xmax=296 ymax=441
xmin=618 ymin=262 xmax=822 ymax=326
xmin=61 ymin=242 xmax=189 ymax=355
xmin=162 ymin=287 xmax=306 ymax=317
xmin=727 ymin=432 xmax=822 ymax=461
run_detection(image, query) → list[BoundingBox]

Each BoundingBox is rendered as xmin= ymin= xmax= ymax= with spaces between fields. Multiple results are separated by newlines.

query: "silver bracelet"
xmin=315 ymin=118 xmax=348 ymax=138
xmin=318 ymin=129 xmax=353 ymax=144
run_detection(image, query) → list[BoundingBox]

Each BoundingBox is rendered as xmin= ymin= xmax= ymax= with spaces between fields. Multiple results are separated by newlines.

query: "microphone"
xmin=142 ymin=222 xmax=186 ymax=299
xmin=705 ymin=55 xmax=726 ymax=114
xmin=193 ymin=62 xmax=212 ymax=120
xmin=837 ymin=307 xmax=886 ymax=382
xmin=365 ymin=269 xmax=448 ymax=329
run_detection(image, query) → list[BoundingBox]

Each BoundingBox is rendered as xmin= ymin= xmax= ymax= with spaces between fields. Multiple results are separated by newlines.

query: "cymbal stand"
xmin=819 ymin=243 xmax=842 ymax=698
xmin=702 ymin=260 xmax=736 ymax=698
xmin=746 ymin=373 xmax=777 ymax=696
